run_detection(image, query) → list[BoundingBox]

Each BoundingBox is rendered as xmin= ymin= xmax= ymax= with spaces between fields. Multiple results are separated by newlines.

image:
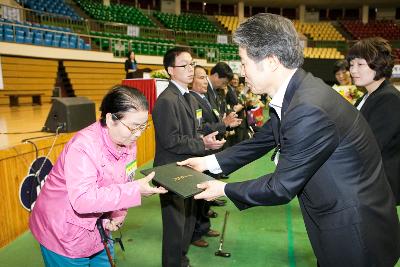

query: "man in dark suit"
xmin=226 ymin=73 xmax=247 ymax=145
xmin=206 ymin=62 xmax=233 ymax=115
xmin=152 ymin=47 xmax=225 ymax=267
xmin=178 ymin=14 xmax=400 ymax=266
xmin=189 ymin=65 xmax=241 ymax=247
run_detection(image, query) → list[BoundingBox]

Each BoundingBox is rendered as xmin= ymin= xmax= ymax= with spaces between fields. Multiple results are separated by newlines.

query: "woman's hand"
xmin=136 ymin=172 xmax=168 ymax=196
xmin=104 ymin=219 xmax=123 ymax=231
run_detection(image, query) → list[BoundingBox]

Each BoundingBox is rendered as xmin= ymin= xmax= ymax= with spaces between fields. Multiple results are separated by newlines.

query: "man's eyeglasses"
xmin=172 ymin=61 xmax=197 ymax=70
xmin=112 ymin=114 xmax=148 ymax=135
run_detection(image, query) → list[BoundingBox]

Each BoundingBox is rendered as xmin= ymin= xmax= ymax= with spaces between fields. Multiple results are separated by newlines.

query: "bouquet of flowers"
xmin=332 ymin=84 xmax=365 ymax=105
xmin=150 ymin=69 xmax=169 ymax=79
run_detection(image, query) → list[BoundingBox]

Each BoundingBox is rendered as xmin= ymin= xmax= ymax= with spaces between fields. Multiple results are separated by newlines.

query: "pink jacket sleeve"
xmin=64 ymin=142 xmax=141 ymax=215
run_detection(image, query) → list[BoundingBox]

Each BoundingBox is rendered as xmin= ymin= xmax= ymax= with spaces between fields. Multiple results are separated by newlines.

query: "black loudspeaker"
xmin=43 ymin=97 xmax=96 ymax=133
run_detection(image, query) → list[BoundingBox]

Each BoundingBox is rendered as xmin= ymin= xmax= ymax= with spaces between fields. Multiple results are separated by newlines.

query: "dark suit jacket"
xmin=205 ymin=82 xmax=221 ymax=113
xmin=189 ymin=91 xmax=226 ymax=137
xmin=152 ymin=82 xmax=206 ymax=166
xmin=226 ymin=85 xmax=239 ymax=109
xmin=357 ymin=79 xmax=400 ymax=204
xmin=124 ymin=59 xmax=137 ymax=79
xmin=216 ymin=69 xmax=400 ymax=266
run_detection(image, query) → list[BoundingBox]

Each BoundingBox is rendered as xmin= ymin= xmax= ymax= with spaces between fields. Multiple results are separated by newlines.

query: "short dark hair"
xmin=233 ymin=13 xmax=303 ymax=68
xmin=194 ymin=65 xmax=207 ymax=73
xmin=100 ymin=85 xmax=148 ymax=126
xmin=163 ymin=46 xmax=192 ymax=75
xmin=347 ymin=37 xmax=394 ymax=80
xmin=333 ymin=60 xmax=349 ymax=74
xmin=210 ymin=62 xmax=233 ymax=81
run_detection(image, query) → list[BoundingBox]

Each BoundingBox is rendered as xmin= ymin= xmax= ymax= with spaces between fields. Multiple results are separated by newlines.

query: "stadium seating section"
xmin=154 ymin=12 xmax=222 ymax=33
xmin=341 ymin=20 xmax=400 ymax=40
xmin=17 ymin=0 xmax=81 ymax=20
xmin=1 ymin=2 xmax=399 ymax=63
xmin=303 ymin=47 xmax=344 ymax=59
xmin=75 ymin=0 xmax=155 ymax=27
xmin=294 ymin=21 xmax=345 ymax=41
xmin=0 ymin=56 xmax=57 ymax=105
xmin=215 ymin=15 xmax=241 ymax=33
xmin=188 ymin=40 xmax=239 ymax=61
xmin=63 ymin=60 xmax=125 ymax=102
xmin=0 ymin=18 xmax=91 ymax=49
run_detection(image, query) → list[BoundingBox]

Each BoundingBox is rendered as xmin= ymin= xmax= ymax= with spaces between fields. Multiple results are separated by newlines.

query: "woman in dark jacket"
xmin=125 ymin=50 xmax=138 ymax=79
xmin=348 ymin=37 xmax=400 ymax=204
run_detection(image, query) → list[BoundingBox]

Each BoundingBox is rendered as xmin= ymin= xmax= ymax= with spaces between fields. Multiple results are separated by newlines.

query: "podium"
xmin=122 ymin=78 xmax=169 ymax=113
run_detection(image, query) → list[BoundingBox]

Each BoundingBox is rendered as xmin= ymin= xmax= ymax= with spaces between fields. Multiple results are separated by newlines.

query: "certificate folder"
xmin=140 ymin=163 xmax=215 ymax=198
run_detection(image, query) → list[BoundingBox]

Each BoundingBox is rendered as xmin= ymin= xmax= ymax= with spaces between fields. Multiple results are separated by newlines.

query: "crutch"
xmin=215 ymin=210 xmax=231 ymax=257
xmin=96 ymin=219 xmax=116 ymax=267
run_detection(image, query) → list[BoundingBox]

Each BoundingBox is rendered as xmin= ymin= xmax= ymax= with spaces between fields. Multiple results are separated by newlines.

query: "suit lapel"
xmin=269 ymin=107 xmax=281 ymax=145
xmin=169 ymin=82 xmax=195 ymax=119
xmin=270 ymin=68 xmax=307 ymax=149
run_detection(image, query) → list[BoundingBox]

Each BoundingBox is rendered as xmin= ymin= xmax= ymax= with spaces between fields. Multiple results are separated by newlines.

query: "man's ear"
xmin=267 ymin=56 xmax=280 ymax=72
xmin=167 ymin=66 xmax=173 ymax=78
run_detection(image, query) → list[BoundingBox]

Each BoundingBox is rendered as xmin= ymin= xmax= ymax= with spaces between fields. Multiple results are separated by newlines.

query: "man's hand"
xmin=233 ymin=104 xmax=244 ymax=112
xmin=202 ymin=131 xmax=226 ymax=150
xmin=194 ymin=180 xmax=227 ymax=201
xmin=223 ymin=112 xmax=242 ymax=128
xmin=177 ymin=157 xmax=207 ymax=172
xmin=136 ymin=172 xmax=168 ymax=196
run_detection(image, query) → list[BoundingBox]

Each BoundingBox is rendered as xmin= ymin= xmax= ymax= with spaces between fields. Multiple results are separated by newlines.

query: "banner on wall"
xmin=228 ymin=61 xmax=241 ymax=74
xmin=127 ymin=25 xmax=140 ymax=37
xmin=217 ymin=35 xmax=228 ymax=44
xmin=0 ymin=56 xmax=3 ymax=90
xmin=2 ymin=6 xmax=21 ymax=22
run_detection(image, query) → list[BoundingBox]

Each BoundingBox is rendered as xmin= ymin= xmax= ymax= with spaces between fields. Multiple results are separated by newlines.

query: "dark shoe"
xmin=210 ymin=199 xmax=226 ymax=207
xmin=191 ymin=239 xmax=209 ymax=247
xmin=218 ymin=174 xmax=229 ymax=179
xmin=207 ymin=210 xmax=218 ymax=218
xmin=205 ymin=229 xmax=220 ymax=237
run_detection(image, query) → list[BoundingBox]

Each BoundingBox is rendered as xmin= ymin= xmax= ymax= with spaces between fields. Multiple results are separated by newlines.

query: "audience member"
xmin=348 ymin=37 xmax=400 ymax=204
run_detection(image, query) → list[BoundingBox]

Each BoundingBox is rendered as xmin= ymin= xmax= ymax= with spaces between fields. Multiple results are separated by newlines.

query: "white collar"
xmin=206 ymin=77 xmax=214 ymax=90
xmin=190 ymin=90 xmax=205 ymax=98
xmin=171 ymin=80 xmax=189 ymax=95
xmin=269 ymin=69 xmax=297 ymax=119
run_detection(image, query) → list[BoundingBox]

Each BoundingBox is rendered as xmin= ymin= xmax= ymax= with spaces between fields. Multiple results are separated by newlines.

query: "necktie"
xmin=183 ymin=92 xmax=191 ymax=103
xmin=202 ymin=96 xmax=212 ymax=109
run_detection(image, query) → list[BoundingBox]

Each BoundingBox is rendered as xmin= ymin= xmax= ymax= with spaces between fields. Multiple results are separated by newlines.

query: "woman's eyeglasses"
xmin=112 ymin=114 xmax=148 ymax=135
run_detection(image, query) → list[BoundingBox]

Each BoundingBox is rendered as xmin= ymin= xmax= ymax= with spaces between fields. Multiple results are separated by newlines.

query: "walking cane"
xmin=96 ymin=219 xmax=116 ymax=267
xmin=215 ymin=211 xmax=231 ymax=257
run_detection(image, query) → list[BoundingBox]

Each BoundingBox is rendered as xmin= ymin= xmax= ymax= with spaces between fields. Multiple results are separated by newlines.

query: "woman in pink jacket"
xmin=29 ymin=85 xmax=167 ymax=266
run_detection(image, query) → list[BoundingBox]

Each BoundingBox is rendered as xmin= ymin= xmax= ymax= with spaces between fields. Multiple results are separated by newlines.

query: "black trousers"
xmin=191 ymin=199 xmax=211 ymax=242
xmin=159 ymin=193 xmax=197 ymax=267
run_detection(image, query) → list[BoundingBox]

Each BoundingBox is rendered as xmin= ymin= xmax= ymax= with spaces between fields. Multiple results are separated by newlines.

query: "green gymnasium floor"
xmin=1 ymin=152 xmax=399 ymax=267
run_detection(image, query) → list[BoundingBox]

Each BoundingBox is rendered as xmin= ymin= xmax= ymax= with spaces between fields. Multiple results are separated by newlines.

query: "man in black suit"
xmin=189 ymin=65 xmax=241 ymax=247
xmin=179 ymin=13 xmax=400 ymax=266
xmin=152 ymin=47 xmax=225 ymax=267
xmin=206 ymin=62 xmax=233 ymax=115
xmin=226 ymin=73 xmax=247 ymax=145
